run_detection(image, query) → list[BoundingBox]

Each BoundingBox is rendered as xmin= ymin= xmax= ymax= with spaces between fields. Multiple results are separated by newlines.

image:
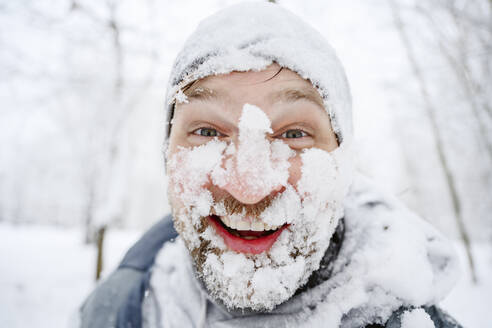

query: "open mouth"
xmin=208 ymin=215 xmax=288 ymax=254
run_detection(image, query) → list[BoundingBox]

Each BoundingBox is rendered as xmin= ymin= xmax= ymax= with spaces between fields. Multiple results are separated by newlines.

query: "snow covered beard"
xmin=167 ymin=104 xmax=353 ymax=311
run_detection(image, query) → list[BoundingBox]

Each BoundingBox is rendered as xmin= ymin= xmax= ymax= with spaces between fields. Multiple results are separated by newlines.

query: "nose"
xmin=220 ymin=175 xmax=284 ymax=205
xmin=213 ymin=103 xmax=289 ymax=205
xmin=215 ymin=140 xmax=285 ymax=204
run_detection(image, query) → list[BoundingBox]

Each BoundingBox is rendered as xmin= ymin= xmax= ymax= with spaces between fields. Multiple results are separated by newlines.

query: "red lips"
xmin=208 ymin=215 xmax=288 ymax=254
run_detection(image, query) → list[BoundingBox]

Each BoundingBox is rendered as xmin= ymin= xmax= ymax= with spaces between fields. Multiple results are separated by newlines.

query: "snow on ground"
xmin=0 ymin=223 xmax=490 ymax=328
xmin=441 ymin=243 xmax=492 ymax=328
xmin=0 ymin=223 xmax=141 ymax=328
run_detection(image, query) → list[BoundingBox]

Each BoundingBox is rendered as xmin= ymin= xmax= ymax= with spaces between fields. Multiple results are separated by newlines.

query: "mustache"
xmin=213 ymin=193 xmax=277 ymax=217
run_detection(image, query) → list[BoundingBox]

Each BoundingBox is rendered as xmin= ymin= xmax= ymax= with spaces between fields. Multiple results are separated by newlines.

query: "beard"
xmin=173 ymin=193 xmax=339 ymax=311
xmin=168 ymin=139 xmax=353 ymax=311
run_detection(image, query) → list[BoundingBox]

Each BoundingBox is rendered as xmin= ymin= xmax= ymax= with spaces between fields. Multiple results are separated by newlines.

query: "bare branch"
xmin=413 ymin=5 xmax=492 ymax=160
xmin=388 ymin=0 xmax=478 ymax=283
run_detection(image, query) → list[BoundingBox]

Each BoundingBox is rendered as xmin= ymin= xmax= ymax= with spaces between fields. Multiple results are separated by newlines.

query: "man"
xmin=80 ymin=3 xmax=462 ymax=327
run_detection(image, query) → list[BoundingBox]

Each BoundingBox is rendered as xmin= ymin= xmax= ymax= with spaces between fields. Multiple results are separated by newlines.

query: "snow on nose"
xmin=212 ymin=104 xmax=293 ymax=204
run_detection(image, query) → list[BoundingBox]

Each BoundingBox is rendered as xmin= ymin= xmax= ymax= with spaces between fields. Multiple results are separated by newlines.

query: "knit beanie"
xmin=164 ymin=1 xmax=352 ymax=144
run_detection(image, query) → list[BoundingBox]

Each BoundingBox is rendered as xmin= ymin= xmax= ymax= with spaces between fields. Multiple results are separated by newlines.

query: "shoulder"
xmin=334 ymin=175 xmax=462 ymax=327
xmin=118 ymin=215 xmax=178 ymax=271
xmin=79 ymin=268 xmax=147 ymax=328
xmin=79 ymin=215 xmax=177 ymax=328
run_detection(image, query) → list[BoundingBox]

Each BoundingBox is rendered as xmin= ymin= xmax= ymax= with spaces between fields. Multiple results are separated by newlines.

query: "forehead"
xmin=181 ymin=64 xmax=325 ymax=112
xmin=195 ymin=64 xmax=305 ymax=87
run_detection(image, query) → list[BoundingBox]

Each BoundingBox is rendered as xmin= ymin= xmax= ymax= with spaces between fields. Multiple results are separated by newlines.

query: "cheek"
xmin=168 ymin=185 xmax=185 ymax=214
xmin=287 ymin=155 xmax=302 ymax=188
xmin=166 ymin=149 xmax=190 ymax=211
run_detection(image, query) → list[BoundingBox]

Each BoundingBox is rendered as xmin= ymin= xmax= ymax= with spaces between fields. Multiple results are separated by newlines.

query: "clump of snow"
xmin=167 ymin=139 xmax=227 ymax=248
xmin=166 ymin=104 xmax=354 ymax=311
xmin=174 ymin=88 xmax=188 ymax=104
xmin=297 ymin=141 xmax=354 ymax=224
xmin=211 ymin=104 xmax=294 ymax=200
xmin=149 ymin=239 xmax=206 ymax=327
xmin=259 ymin=184 xmax=301 ymax=226
xmin=298 ymin=175 xmax=460 ymax=327
xmin=167 ymin=139 xmax=227 ymax=203
xmin=401 ymin=308 xmax=435 ymax=328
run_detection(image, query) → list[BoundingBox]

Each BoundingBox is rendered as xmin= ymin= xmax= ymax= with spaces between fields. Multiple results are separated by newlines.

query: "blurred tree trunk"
xmin=95 ymin=225 xmax=106 ymax=281
xmin=388 ymin=0 xmax=477 ymax=283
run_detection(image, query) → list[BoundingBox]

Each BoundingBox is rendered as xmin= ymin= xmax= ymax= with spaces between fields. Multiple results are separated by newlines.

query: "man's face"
xmin=167 ymin=64 xmax=351 ymax=310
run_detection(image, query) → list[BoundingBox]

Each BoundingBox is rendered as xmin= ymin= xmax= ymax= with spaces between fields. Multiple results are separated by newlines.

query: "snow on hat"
xmin=165 ymin=1 xmax=353 ymax=144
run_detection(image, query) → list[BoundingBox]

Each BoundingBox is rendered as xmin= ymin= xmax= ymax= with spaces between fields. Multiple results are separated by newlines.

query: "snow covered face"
xmin=167 ymin=64 xmax=353 ymax=311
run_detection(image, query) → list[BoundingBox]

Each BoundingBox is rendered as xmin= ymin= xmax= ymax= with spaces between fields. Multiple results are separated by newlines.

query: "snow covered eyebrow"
xmin=183 ymin=86 xmax=225 ymax=103
xmin=269 ymin=87 xmax=325 ymax=110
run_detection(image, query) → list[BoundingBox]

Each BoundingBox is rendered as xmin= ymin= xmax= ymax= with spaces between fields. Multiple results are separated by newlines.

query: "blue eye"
xmin=281 ymin=129 xmax=307 ymax=138
xmin=193 ymin=128 xmax=221 ymax=137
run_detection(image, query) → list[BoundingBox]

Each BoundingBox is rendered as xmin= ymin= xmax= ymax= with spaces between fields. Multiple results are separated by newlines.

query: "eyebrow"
xmin=183 ymin=85 xmax=223 ymax=102
xmin=270 ymin=87 xmax=325 ymax=109
xmin=182 ymin=84 xmax=325 ymax=110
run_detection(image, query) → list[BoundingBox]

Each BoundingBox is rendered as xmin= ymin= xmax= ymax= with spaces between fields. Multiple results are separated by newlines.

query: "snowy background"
xmin=0 ymin=0 xmax=490 ymax=327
